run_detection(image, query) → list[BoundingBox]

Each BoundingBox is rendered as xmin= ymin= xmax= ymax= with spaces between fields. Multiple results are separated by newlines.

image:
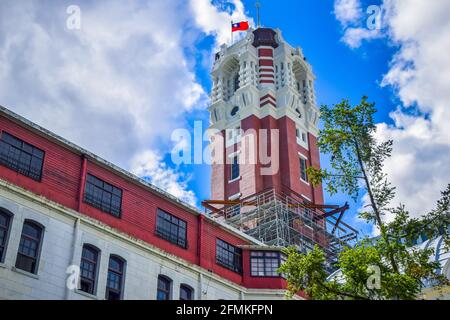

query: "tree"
xmin=279 ymin=97 xmax=450 ymax=300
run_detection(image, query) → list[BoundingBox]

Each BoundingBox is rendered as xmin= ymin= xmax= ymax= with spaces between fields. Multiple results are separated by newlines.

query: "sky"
xmin=0 ymin=0 xmax=449 ymax=237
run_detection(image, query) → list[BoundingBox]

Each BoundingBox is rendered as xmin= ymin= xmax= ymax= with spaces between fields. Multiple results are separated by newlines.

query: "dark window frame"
xmin=230 ymin=155 xmax=240 ymax=181
xmin=155 ymin=208 xmax=187 ymax=249
xmin=233 ymin=73 xmax=240 ymax=92
xmin=106 ymin=254 xmax=126 ymax=300
xmin=179 ymin=284 xmax=194 ymax=300
xmin=84 ymin=174 xmax=122 ymax=218
xmin=0 ymin=208 xmax=13 ymax=263
xmin=80 ymin=244 xmax=100 ymax=295
xmin=250 ymin=251 xmax=282 ymax=277
xmin=299 ymin=156 xmax=308 ymax=182
xmin=15 ymin=219 xmax=44 ymax=275
xmin=0 ymin=131 xmax=45 ymax=181
xmin=216 ymin=238 xmax=242 ymax=274
xmin=157 ymin=275 xmax=172 ymax=300
xmin=230 ymin=106 xmax=239 ymax=117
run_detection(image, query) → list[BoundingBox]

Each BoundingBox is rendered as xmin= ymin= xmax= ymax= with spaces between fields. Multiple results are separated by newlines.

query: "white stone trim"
xmin=228 ymin=193 xmax=242 ymax=201
xmin=298 ymin=152 xmax=310 ymax=185
xmin=301 ymin=194 xmax=312 ymax=202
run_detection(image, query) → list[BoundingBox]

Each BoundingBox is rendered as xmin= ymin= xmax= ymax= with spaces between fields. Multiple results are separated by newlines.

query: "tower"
xmin=204 ymin=27 xmax=357 ymax=265
xmin=208 ymin=27 xmax=323 ymax=204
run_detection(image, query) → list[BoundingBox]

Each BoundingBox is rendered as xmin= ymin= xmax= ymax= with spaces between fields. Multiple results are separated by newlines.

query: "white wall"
xmin=0 ymin=184 xmax=290 ymax=300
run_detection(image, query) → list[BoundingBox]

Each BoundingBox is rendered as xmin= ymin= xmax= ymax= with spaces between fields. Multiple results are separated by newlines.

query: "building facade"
xmin=208 ymin=28 xmax=323 ymax=203
xmin=0 ymin=103 xmax=303 ymax=300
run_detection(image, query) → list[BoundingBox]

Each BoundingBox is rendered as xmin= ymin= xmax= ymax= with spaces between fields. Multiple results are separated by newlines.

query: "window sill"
xmin=228 ymin=176 xmax=241 ymax=183
xmin=216 ymin=261 xmax=242 ymax=275
xmin=296 ymin=138 xmax=308 ymax=149
xmin=154 ymin=232 xmax=188 ymax=250
xmin=300 ymin=178 xmax=310 ymax=186
xmin=74 ymin=289 xmax=99 ymax=300
xmin=11 ymin=266 xmax=40 ymax=279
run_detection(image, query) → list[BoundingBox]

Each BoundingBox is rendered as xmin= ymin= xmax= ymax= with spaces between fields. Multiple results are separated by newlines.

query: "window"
xmin=106 ymin=255 xmax=125 ymax=300
xmin=216 ymin=239 xmax=242 ymax=273
xmin=250 ymin=251 xmax=282 ymax=277
xmin=296 ymin=128 xmax=308 ymax=145
xmin=156 ymin=209 xmax=187 ymax=248
xmin=302 ymin=132 xmax=307 ymax=143
xmin=157 ymin=275 xmax=172 ymax=300
xmin=180 ymin=284 xmax=193 ymax=300
xmin=299 ymin=156 xmax=308 ymax=182
xmin=230 ymin=155 xmax=239 ymax=181
xmin=230 ymin=106 xmax=239 ymax=117
xmin=84 ymin=174 xmax=122 ymax=218
xmin=0 ymin=209 xmax=12 ymax=263
xmin=15 ymin=220 xmax=43 ymax=274
xmin=234 ymin=74 xmax=239 ymax=92
xmin=0 ymin=131 xmax=44 ymax=181
xmin=80 ymin=244 xmax=100 ymax=295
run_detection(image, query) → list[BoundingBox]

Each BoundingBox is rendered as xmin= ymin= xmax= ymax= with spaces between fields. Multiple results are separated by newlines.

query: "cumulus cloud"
xmin=334 ymin=0 xmax=362 ymax=27
xmin=334 ymin=0 xmax=450 ymax=219
xmin=341 ymin=27 xmax=382 ymax=48
xmin=190 ymin=0 xmax=254 ymax=48
xmin=333 ymin=0 xmax=383 ymax=48
xmin=131 ymin=150 xmax=197 ymax=205
xmin=0 ymin=0 xmax=248 ymax=206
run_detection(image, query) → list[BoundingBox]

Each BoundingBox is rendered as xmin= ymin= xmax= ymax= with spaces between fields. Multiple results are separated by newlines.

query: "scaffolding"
xmin=203 ymin=189 xmax=358 ymax=272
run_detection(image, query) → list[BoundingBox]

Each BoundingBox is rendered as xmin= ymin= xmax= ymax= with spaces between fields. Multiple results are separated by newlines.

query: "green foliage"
xmin=281 ymin=96 xmax=450 ymax=300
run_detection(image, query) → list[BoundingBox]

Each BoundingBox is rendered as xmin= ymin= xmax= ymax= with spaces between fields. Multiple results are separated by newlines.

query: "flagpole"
xmin=256 ymin=1 xmax=261 ymax=28
xmin=231 ymin=20 xmax=233 ymax=45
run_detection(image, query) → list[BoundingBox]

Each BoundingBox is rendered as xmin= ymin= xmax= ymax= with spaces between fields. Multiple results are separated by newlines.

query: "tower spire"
xmin=255 ymin=1 xmax=261 ymax=28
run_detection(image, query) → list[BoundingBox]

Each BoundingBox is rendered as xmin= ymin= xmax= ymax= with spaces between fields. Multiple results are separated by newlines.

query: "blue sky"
xmin=1 ymin=0 xmax=449 ymax=238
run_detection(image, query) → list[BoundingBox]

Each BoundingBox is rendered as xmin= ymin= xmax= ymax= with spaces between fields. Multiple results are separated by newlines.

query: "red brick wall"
xmin=212 ymin=114 xmax=324 ymax=204
xmin=0 ymin=114 xmax=256 ymax=285
xmin=242 ymin=250 xmax=287 ymax=289
xmin=0 ymin=116 xmax=81 ymax=211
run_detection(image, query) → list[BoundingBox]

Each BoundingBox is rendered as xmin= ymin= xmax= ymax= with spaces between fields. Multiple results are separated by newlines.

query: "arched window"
xmin=80 ymin=244 xmax=100 ymax=295
xmin=15 ymin=220 xmax=44 ymax=274
xmin=180 ymin=284 xmax=194 ymax=300
xmin=106 ymin=255 xmax=126 ymax=300
xmin=230 ymin=106 xmax=239 ymax=117
xmin=157 ymin=275 xmax=172 ymax=300
xmin=0 ymin=209 xmax=13 ymax=263
xmin=233 ymin=73 xmax=240 ymax=92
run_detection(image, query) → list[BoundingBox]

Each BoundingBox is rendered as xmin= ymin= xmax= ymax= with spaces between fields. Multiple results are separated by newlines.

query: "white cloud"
xmin=334 ymin=0 xmax=450 ymax=218
xmin=341 ymin=27 xmax=382 ymax=48
xmin=0 ymin=0 xmax=248 ymax=206
xmin=190 ymin=0 xmax=254 ymax=48
xmin=131 ymin=150 xmax=197 ymax=206
xmin=334 ymin=0 xmax=362 ymax=27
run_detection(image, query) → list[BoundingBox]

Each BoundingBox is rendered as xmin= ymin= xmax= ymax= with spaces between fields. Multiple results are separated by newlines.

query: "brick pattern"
xmin=0 ymin=114 xmax=258 ymax=286
xmin=257 ymin=47 xmax=275 ymax=86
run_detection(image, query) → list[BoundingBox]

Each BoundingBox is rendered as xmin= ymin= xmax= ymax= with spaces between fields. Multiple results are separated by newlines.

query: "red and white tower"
xmin=208 ymin=27 xmax=323 ymax=205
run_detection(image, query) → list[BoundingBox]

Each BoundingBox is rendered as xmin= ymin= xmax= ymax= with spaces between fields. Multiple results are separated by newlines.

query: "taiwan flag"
xmin=232 ymin=21 xmax=249 ymax=32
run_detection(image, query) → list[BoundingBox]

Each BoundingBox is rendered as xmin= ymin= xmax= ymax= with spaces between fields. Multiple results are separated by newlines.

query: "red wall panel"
xmin=0 ymin=114 xmax=254 ymax=285
xmin=0 ymin=116 xmax=81 ymax=210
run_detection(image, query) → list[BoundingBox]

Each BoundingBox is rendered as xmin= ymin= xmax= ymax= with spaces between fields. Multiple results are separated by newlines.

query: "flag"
xmin=232 ymin=21 xmax=249 ymax=32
